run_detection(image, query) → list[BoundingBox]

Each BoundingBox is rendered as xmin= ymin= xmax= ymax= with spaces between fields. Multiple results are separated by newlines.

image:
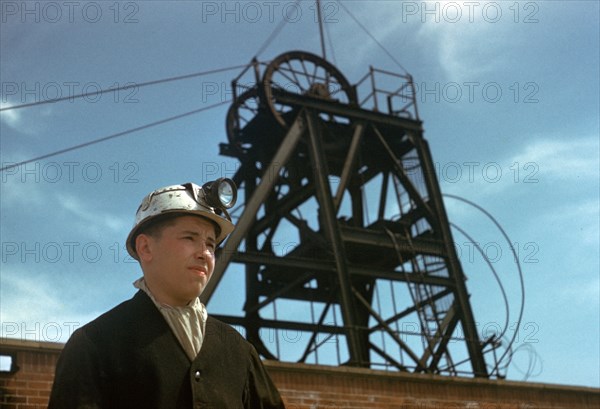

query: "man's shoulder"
xmin=74 ymin=291 xmax=158 ymax=338
xmin=205 ymin=316 xmax=251 ymax=346
xmin=206 ymin=315 xmax=243 ymax=335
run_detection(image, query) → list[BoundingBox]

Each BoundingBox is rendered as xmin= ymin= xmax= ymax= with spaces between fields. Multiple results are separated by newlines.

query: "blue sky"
xmin=1 ymin=0 xmax=598 ymax=388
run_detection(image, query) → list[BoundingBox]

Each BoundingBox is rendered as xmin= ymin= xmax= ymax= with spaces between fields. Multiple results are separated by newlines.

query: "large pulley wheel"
xmin=225 ymin=88 xmax=260 ymax=147
xmin=262 ymin=51 xmax=357 ymax=127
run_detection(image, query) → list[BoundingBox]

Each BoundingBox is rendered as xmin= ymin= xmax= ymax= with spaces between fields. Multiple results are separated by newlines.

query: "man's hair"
xmin=137 ymin=213 xmax=182 ymax=239
xmin=135 ymin=213 xmax=221 ymax=242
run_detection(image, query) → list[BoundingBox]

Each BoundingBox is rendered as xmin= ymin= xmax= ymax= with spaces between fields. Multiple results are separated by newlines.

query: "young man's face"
xmin=137 ymin=215 xmax=217 ymax=307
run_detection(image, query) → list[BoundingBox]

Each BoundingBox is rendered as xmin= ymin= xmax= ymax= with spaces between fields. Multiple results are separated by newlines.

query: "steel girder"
xmin=202 ymin=51 xmax=491 ymax=377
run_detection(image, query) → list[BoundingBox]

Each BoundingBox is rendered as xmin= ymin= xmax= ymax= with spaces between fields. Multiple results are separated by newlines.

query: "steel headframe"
xmin=202 ymin=51 xmax=496 ymax=378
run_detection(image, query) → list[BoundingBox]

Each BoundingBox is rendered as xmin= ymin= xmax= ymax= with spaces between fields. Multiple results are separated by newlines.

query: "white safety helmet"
xmin=126 ymin=178 xmax=237 ymax=260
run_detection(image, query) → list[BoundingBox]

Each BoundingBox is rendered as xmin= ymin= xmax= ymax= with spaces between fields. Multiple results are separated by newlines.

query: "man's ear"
xmin=135 ymin=234 xmax=153 ymax=263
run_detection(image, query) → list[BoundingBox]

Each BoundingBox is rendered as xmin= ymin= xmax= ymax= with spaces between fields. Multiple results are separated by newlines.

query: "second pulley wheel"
xmin=262 ymin=51 xmax=357 ymax=128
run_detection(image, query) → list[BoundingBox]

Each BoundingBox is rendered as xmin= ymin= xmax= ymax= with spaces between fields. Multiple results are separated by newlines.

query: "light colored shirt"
xmin=133 ymin=277 xmax=207 ymax=361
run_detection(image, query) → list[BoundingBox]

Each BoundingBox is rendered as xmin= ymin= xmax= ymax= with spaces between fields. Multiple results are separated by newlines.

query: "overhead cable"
xmin=443 ymin=193 xmax=526 ymax=375
xmin=449 ymin=222 xmax=511 ymax=348
xmin=335 ymin=0 xmax=409 ymax=74
xmin=253 ymin=0 xmax=301 ymax=59
xmin=0 ymin=65 xmax=246 ymax=112
xmin=0 ymin=100 xmax=229 ymax=173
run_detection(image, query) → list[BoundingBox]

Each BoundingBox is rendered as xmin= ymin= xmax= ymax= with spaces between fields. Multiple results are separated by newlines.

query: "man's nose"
xmin=195 ymin=241 xmax=210 ymax=258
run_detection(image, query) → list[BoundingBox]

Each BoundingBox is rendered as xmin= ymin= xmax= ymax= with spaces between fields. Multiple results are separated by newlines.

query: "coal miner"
xmin=49 ymin=179 xmax=285 ymax=408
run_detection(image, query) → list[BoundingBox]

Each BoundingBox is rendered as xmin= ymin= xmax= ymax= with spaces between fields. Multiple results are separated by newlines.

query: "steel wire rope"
xmin=374 ymin=281 xmax=387 ymax=366
xmin=0 ymin=65 xmax=247 ymax=113
xmin=441 ymin=336 xmax=536 ymax=373
xmin=492 ymin=335 xmax=514 ymax=377
xmin=0 ymin=100 xmax=230 ymax=173
xmin=1 ymin=0 xmax=299 ymax=174
xmin=303 ymin=294 xmax=336 ymax=364
xmin=388 ymin=276 xmax=405 ymax=368
xmin=390 ymin=176 xmax=435 ymax=343
xmin=449 ymin=222 xmax=511 ymax=377
xmin=309 ymin=276 xmax=319 ymax=364
xmin=491 ymin=334 xmax=540 ymax=381
xmin=398 ymin=195 xmax=443 ymax=343
xmin=334 ymin=0 xmax=409 ymax=74
xmin=252 ymin=0 xmax=302 ymax=59
xmin=219 ymin=1 xmax=326 ymax=364
xmin=0 ymin=1 xmax=407 ymax=175
xmin=443 ymin=193 xmax=526 ymax=375
xmin=383 ymin=227 xmax=431 ymax=368
xmin=324 ymin=11 xmax=337 ymax=66
xmin=449 ymin=221 xmax=510 ymax=343
xmin=390 ymin=173 xmax=443 ymax=358
xmin=506 ymin=338 xmax=542 ymax=381
xmin=0 ymin=63 xmax=250 ymax=172
xmin=377 ymin=169 xmax=435 ymax=369
xmin=382 ymin=193 xmax=511 ymax=375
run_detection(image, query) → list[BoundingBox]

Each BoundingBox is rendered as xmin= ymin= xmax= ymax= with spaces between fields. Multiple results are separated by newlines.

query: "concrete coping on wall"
xmin=1 ymin=337 xmax=598 ymax=397
xmin=0 ymin=337 xmax=64 ymax=353
xmin=262 ymin=359 xmax=600 ymax=395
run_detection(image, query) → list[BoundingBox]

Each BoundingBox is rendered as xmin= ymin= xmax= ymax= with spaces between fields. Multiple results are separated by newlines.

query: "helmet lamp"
xmin=202 ymin=178 xmax=237 ymax=209
xmin=125 ymin=179 xmax=238 ymax=260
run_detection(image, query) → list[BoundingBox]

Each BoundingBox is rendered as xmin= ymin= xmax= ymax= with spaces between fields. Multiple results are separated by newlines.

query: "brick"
xmin=26 ymin=396 xmax=49 ymax=405
xmin=23 ymin=381 xmax=48 ymax=390
xmin=2 ymin=340 xmax=600 ymax=409
xmin=5 ymin=395 xmax=27 ymax=403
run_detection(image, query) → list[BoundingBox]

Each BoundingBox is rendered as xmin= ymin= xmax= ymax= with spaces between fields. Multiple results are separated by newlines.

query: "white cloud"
xmin=1 ymin=271 xmax=64 ymax=316
xmin=441 ymin=135 xmax=599 ymax=267
xmin=0 ymin=100 xmax=49 ymax=136
xmin=0 ymin=95 xmax=55 ymax=136
xmin=416 ymin=1 xmax=513 ymax=81
xmin=325 ymin=2 xmax=411 ymax=74
xmin=0 ymin=270 xmax=99 ymax=343
xmin=0 ymin=102 xmax=21 ymax=129
xmin=510 ymin=137 xmax=600 ymax=181
xmin=441 ymin=135 xmax=599 ymax=200
xmin=60 ymin=193 xmax=129 ymax=234
xmin=0 ymin=154 xmax=45 ymax=207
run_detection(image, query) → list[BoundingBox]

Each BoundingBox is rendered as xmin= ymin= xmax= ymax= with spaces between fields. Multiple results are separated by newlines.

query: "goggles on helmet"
xmin=126 ymin=178 xmax=237 ymax=260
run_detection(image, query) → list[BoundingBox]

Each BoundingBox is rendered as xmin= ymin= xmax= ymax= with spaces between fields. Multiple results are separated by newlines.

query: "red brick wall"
xmin=265 ymin=361 xmax=600 ymax=409
xmin=0 ymin=340 xmax=61 ymax=409
xmin=1 ymin=338 xmax=599 ymax=409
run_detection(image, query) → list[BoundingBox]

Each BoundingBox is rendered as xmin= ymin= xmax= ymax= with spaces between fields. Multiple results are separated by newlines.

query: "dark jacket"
xmin=48 ymin=290 xmax=285 ymax=409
